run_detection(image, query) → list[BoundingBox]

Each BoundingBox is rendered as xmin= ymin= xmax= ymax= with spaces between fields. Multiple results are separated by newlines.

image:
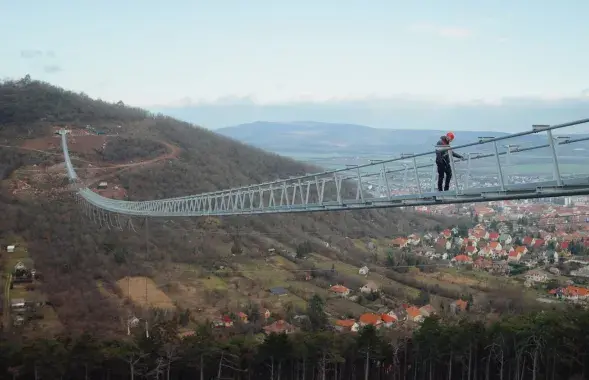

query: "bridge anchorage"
xmin=59 ymin=118 xmax=589 ymax=218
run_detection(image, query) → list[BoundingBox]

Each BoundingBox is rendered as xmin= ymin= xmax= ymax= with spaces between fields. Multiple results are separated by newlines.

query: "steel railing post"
xmin=430 ymin=159 xmax=437 ymax=192
xmin=381 ymin=163 xmax=392 ymax=199
xmin=492 ymin=141 xmax=506 ymax=191
xmin=447 ymin=147 xmax=460 ymax=193
xmin=412 ymin=156 xmax=422 ymax=195
xmin=466 ymin=153 xmax=473 ymax=189
xmin=356 ymin=166 xmax=365 ymax=202
xmin=547 ymin=129 xmax=563 ymax=186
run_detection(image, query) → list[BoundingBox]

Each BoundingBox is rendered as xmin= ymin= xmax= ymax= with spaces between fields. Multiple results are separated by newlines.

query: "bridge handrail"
xmin=61 ymin=118 xmax=589 ymax=203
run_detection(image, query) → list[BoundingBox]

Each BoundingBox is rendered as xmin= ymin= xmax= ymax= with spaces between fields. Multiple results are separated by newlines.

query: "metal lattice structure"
xmin=61 ymin=119 xmax=589 ymax=217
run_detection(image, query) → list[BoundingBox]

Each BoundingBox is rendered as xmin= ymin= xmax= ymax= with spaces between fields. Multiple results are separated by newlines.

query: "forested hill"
xmin=0 ymin=77 xmax=457 ymax=335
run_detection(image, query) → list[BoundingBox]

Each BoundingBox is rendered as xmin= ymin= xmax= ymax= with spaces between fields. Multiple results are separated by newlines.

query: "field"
xmin=115 ymin=276 xmax=176 ymax=310
xmin=4 ymin=232 xmax=539 ymax=328
xmin=97 ymin=237 xmax=533 ymax=324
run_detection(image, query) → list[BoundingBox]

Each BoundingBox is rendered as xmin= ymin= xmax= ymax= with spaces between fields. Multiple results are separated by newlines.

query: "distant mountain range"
xmin=152 ymin=97 xmax=589 ymax=131
xmin=216 ymin=121 xmax=585 ymax=157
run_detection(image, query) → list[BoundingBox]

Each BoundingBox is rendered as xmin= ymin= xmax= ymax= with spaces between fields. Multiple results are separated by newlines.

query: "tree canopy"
xmin=0 ymin=307 xmax=588 ymax=379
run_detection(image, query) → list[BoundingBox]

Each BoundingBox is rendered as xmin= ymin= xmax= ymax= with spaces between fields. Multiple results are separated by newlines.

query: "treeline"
xmin=1 ymin=307 xmax=588 ymax=380
xmin=0 ymin=76 xmax=148 ymax=130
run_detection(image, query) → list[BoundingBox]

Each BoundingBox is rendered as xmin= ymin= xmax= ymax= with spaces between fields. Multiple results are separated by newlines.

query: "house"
xmin=237 ymin=312 xmax=249 ymax=323
xmin=178 ymin=330 xmax=196 ymax=339
xmin=269 ymin=287 xmax=288 ymax=296
xmin=405 ymin=306 xmax=424 ymax=323
xmin=462 ymin=239 xmax=477 ymax=248
xmin=97 ymin=181 xmax=108 ymax=189
xmin=11 ymin=298 xmax=25 ymax=309
xmin=512 ymin=246 xmax=528 ymax=256
xmin=477 ymin=247 xmax=491 ymax=257
xmin=262 ymin=309 xmax=271 ymax=319
xmin=214 ymin=315 xmax=233 ymax=328
xmin=329 ymin=285 xmax=351 ymax=297
xmin=380 ymin=314 xmax=397 ymax=327
xmin=435 ymin=238 xmax=448 ymax=251
xmin=263 ymin=320 xmax=296 ymax=335
xmin=360 ymin=281 xmax=379 ymax=294
xmin=522 ymin=236 xmax=534 ymax=246
xmin=359 ymin=313 xmax=382 ymax=328
xmin=441 ymin=229 xmax=452 ymax=238
xmin=422 ymin=233 xmax=434 ymax=243
xmin=14 ymin=261 xmax=26 ymax=271
xmin=452 ymin=255 xmax=472 ymax=264
xmin=488 ymin=242 xmax=502 ymax=252
xmin=358 ymin=266 xmax=369 ymax=276
xmin=499 ymin=234 xmax=513 ymax=245
xmin=559 ymin=241 xmax=570 ymax=252
xmin=549 ymin=286 xmax=589 ymax=301
xmin=6 ymin=245 xmax=15 ymax=253
xmin=525 ymin=271 xmax=548 ymax=283
xmin=335 ymin=319 xmax=359 ymax=332
xmin=533 ymin=239 xmax=546 ymax=250
xmin=391 ymin=238 xmax=408 ymax=248
xmin=470 ymin=228 xmax=489 ymax=240
xmin=474 ymin=207 xmax=495 ymax=221
xmin=508 ymin=251 xmax=522 ymax=262
xmin=379 ymin=310 xmax=397 ymax=324
xmin=488 ymin=232 xmax=500 ymax=241
xmin=465 ymin=245 xmax=478 ymax=255
xmin=407 ymin=234 xmax=421 ymax=245
xmin=450 ymin=299 xmax=468 ymax=313
xmin=419 ymin=305 xmax=435 ymax=317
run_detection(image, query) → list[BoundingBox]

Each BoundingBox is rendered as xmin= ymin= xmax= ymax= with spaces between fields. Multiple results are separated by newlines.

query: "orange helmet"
xmin=446 ymin=131 xmax=455 ymax=141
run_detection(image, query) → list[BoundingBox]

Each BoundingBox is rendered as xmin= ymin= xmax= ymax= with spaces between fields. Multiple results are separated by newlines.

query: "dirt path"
xmin=1 ymin=138 xmax=182 ymax=187
xmin=80 ymin=140 xmax=181 ymax=187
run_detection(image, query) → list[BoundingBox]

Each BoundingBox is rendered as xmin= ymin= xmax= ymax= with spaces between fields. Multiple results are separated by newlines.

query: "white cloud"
xmin=408 ymin=22 xmax=473 ymax=39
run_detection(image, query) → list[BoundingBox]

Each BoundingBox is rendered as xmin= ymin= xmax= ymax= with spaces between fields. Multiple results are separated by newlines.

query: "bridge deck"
xmin=60 ymin=118 xmax=589 ymax=217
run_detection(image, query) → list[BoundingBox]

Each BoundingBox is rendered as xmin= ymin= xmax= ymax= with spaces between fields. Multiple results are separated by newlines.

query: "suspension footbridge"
xmin=60 ymin=119 xmax=589 ymax=217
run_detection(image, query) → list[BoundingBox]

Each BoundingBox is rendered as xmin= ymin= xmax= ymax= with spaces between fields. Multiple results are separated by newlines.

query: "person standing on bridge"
xmin=436 ymin=132 xmax=464 ymax=192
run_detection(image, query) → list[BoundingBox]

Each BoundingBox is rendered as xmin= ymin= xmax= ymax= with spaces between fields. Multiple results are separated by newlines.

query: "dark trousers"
xmin=437 ymin=162 xmax=452 ymax=191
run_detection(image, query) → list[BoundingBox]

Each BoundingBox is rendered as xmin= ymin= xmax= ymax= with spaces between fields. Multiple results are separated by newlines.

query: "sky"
xmin=1 ymin=1 xmax=589 ymax=131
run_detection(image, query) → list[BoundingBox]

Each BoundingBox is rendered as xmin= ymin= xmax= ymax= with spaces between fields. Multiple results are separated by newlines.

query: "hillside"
xmin=0 ymin=77 xmax=461 ymax=336
xmin=216 ymin=121 xmax=509 ymax=155
xmin=152 ymin=97 xmax=589 ymax=131
xmin=216 ymin=121 xmax=589 ymax=160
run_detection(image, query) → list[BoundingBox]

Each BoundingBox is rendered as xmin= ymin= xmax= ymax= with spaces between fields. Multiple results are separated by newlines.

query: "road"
xmin=1 ymin=137 xmax=182 ymax=190
xmin=2 ymin=273 xmax=12 ymax=330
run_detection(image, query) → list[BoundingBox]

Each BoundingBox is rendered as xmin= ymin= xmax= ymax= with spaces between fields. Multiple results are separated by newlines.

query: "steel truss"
xmin=60 ymin=118 xmax=589 ymax=217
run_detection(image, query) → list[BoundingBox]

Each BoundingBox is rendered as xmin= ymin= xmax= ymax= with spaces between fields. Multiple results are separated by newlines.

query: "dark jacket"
xmin=436 ymin=136 xmax=463 ymax=165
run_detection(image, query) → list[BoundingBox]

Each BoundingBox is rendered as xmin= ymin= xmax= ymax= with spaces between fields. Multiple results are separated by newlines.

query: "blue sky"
xmin=1 ymin=1 xmax=589 ymax=130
